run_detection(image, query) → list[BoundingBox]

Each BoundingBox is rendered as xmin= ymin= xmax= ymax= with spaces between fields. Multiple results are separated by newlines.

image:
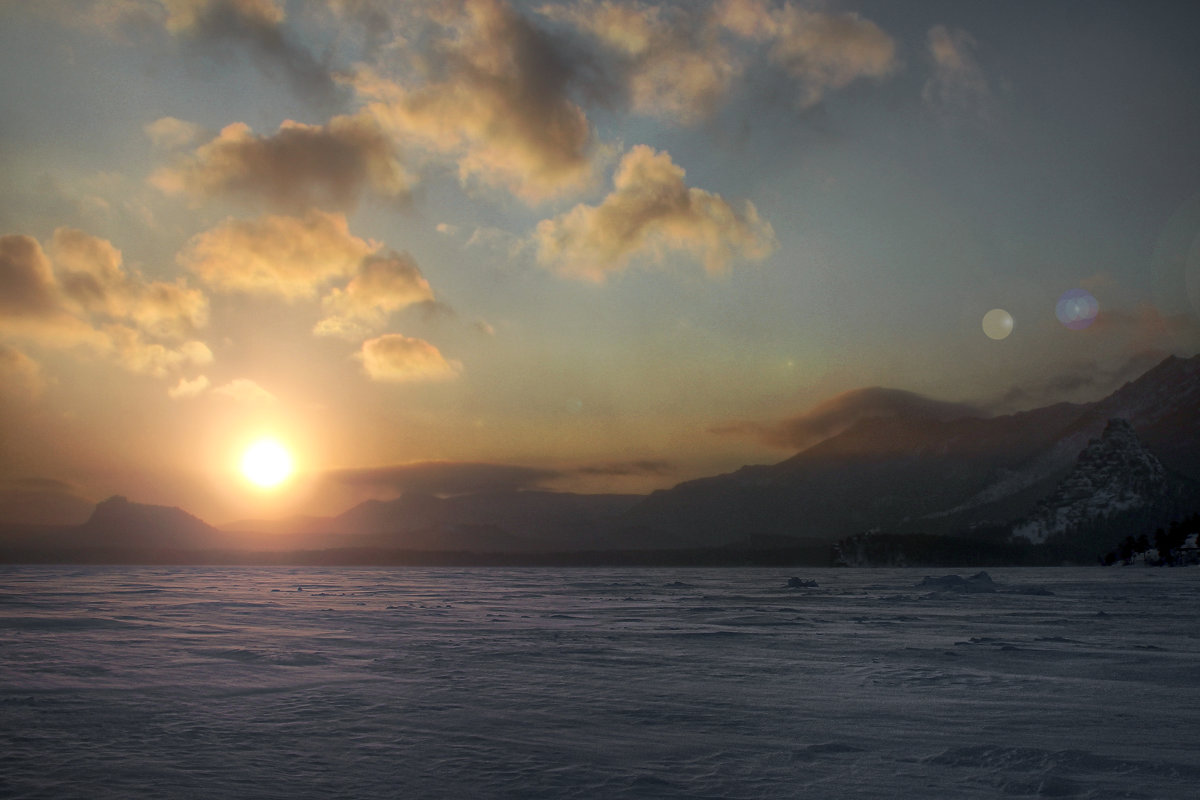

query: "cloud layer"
xmin=712 ymin=387 xmax=982 ymax=451
xmin=328 ymin=460 xmax=556 ymax=495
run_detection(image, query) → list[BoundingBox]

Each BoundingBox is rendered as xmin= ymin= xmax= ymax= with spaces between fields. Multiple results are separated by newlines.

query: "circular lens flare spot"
xmin=1056 ymin=289 xmax=1099 ymax=330
xmin=240 ymin=439 xmax=293 ymax=488
xmin=982 ymin=308 xmax=1014 ymax=340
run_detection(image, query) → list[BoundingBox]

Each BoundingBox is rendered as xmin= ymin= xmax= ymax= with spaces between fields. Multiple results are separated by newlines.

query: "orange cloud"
xmin=314 ymin=251 xmax=435 ymax=339
xmin=179 ymin=210 xmax=376 ymax=299
xmin=0 ymin=344 xmax=46 ymax=400
xmin=101 ymin=324 xmax=213 ymax=378
xmin=144 ymin=116 xmax=207 ymax=150
xmin=150 ymin=115 xmax=409 ymax=212
xmin=540 ymin=0 xmax=738 ymax=123
xmin=535 ymin=145 xmax=776 ymax=281
xmin=0 ymin=235 xmax=63 ymax=319
xmin=359 ymin=334 xmax=461 ymax=383
xmin=159 ymin=0 xmax=284 ymax=33
xmin=50 ymin=228 xmax=208 ymax=338
xmin=718 ymin=0 xmax=896 ymax=107
xmin=0 ymin=231 xmax=212 ymax=377
xmin=353 ymin=0 xmax=598 ymax=202
xmin=167 ymin=374 xmax=210 ymax=399
xmin=212 ymin=377 xmax=276 ymax=403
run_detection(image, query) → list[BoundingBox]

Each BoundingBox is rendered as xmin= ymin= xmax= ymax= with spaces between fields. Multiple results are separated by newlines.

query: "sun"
xmin=240 ymin=438 xmax=294 ymax=489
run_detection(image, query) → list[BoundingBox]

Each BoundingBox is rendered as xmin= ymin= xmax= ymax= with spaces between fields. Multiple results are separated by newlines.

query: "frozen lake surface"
xmin=2 ymin=566 xmax=1198 ymax=798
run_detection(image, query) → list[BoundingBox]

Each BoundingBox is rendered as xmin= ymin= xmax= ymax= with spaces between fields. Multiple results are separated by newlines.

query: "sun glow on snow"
xmin=240 ymin=438 xmax=294 ymax=489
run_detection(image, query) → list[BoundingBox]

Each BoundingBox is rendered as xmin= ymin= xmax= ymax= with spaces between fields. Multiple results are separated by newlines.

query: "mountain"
xmin=73 ymin=495 xmax=223 ymax=549
xmin=5 ymin=354 xmax=1197 ymax=564
xmin=327 ymin=491 xmax=643 ymax=550
xmin=620 ymin=354 xmax=1200 ymax=548
xmin=1011 ymin=418 xmax=1196 ymax=545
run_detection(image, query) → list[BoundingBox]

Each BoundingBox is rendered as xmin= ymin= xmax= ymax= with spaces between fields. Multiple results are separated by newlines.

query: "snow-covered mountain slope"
xmin=1011 ymin=419 xmax=1171 ymax=544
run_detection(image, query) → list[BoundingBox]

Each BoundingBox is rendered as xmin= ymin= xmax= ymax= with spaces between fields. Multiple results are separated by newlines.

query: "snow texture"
xmin=2 ymin=565 xmax=1199 ymax=799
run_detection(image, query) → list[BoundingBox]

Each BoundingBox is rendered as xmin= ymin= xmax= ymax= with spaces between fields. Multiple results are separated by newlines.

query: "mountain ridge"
xmin=3 ymin=353 xmax=1198 ymax=562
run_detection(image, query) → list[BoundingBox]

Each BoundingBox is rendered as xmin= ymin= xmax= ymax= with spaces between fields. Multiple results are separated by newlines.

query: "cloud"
xmin=573 ymin=459 xmax=674 ymax=477
xmin=325 ymin=0 xmax=398 ymax=55
xmin=150 ymin=115 xmax=409 ymax=212
xmin=32 ymin=1 xmax=342 ymax=106
xmin=179 ymin=209 xmax=376 ymax=299
xmin=1 ymin=230 xmax=213 ymax=378
xmin=167 ymin=373 xmax=210 ymax=399
xmin=49 ymin=228 xmax=208 ymax=338
xmin=992 ymin=350 xmax=1180 ymax=413
xmin=0 ymin=234 xmax=63 ymax=319
xmin=102 ymin=324 xmax=213 ymax=377
xmin=314 ymin=251 xmax=435 ymax=339
xmin=0 ymin=344 xmax=46 ymax=399
xmin=465 ymin=226 xmax=528 ymax=261
xmin=212 ymin=377 xmax=276 ymax=403
xmin=535 ymin=145 xmax=776 ymax=281
xmin=352 ymin=0 xmax=599 ymax=202
xmin=711 ymin=387 xmax=982 ymax=451
xmin=359 ymin=334 xmax=461 ymax=383
xmin=540 ymin=0 xmax=738 ymax=123
xmin=922 ymin=25 xmax=992 ymax=119
xmin=717 ymin=0 xmax=896 ymax=107
xmin=327 ymin=460 xmax=558 ymax=495
xmin=144 ymin=116 xmax=206 ymax=150
xmin=161 ymin=0 xmax=343 ymax=109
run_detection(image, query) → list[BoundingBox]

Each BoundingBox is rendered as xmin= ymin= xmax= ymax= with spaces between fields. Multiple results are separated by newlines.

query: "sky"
xmin=2 ymin=0 xmax=1199 ymax=525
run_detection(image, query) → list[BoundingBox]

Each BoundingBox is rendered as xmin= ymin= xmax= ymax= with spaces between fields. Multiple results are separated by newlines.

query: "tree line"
xmin=1100 ymin=513 xmax=1200 ymax=566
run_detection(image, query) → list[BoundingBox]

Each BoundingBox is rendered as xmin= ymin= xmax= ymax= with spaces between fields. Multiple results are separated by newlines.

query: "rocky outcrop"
xmin=1011 ymin=419 xmax=1170 ymax=544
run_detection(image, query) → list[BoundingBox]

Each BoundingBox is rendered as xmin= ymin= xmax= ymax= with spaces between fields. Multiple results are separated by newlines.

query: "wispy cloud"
xmin=922 ymin=25 xmax=992 ymax=120
xmin=540 ymin=0 xmax=737 ymax=123
xmin=328 ymin=460 xmax=557 ymax=495
xmin=212 ymin=377 xmax=276 ymax=403
xmin=717 ymin=0 xmax=897 ymax=107
xmin=163 ymin=0 xmax=345 ymax=109
xmin=167 ymin=373 xmax=210 ymax=399
xmin=711 ymin=387 xmax=982 ymax=451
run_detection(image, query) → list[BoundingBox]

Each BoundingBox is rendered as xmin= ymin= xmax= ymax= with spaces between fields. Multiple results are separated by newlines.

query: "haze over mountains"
xmin=3 ymin=354 xmax=1198 ymax=564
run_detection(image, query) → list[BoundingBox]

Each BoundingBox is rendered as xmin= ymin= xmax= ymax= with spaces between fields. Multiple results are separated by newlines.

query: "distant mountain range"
xmin=3 ymin=354 xmax=1198 ymax=565
xmin=624 ymin=354 xmax=1200 ymax=551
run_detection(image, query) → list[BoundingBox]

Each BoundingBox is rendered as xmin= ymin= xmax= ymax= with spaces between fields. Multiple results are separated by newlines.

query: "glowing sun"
xmin=240 ymin=438 xmax=294 ymax=488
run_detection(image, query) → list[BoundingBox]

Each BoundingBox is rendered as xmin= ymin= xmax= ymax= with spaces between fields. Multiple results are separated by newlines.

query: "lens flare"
xmin=981 ymin=308 xmax=1014 ymax=340
xmin=1055 ymin=289 xmax=1099 ymax=330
